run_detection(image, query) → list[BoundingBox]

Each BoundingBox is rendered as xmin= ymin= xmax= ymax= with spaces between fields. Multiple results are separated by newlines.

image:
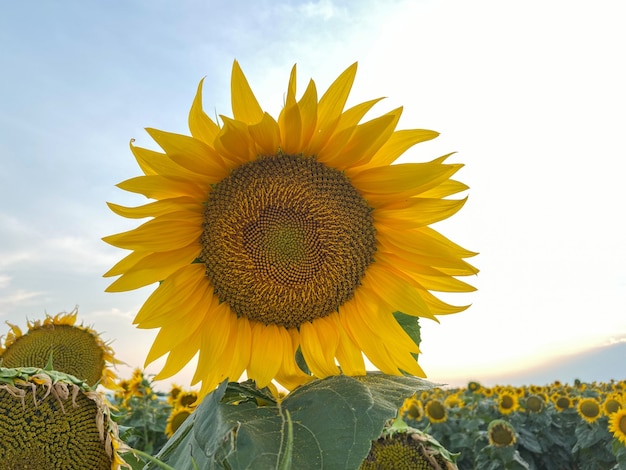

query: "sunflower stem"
xmin=125 ymin=448 xmax=177 ymax=470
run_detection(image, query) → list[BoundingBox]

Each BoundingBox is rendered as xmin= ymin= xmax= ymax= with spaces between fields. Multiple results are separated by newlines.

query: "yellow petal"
xmin=103 ymin=211 xmax=202 ymax=251
xmin=191 ymin=301 xmax=234 ymax=385
xmin=130 ymin=142 xmax=197 ymax=179
xmin=347 ymin=159 xmax=461 ymax=197
xmin=103 ymin=250 xmax=150 ymax=277
xmin=105 ymin=243 xmax=201 ymax=292
xmin=361 ymin=262 xmax=435 ymax=320
xmin=300 ymin=318 xmax=340 ymax=378
xmin=231 ymin=60 xmax=264 ymax=124
xmin=189 ymin=77 xmax=220 ymax=145
xmin=249 ymin=113 xmax=281 ymax=155
xmin=333 ymin=314 xmax=366 ymax=376
xmin=321 ymin=112 xmax=399 ymax=169
xmin=296 ymin=79 xmax=318 ymax=148
xmin=145 ymin=280 xmax=211 ymax=364
xmin=133 ymin=264 xmax=208 ymax=326
xmin=215 ymin=116 xmax=256 ymax=165
xmin=116 ymin=175 xmax=207 ymax=200
xmin=365 ymin=129 xmax=439 ymax=168
xmin=317 ymin=62 xmax=358 ymax=134
xmin=146 ymin=128 xmax=227 ymax=179
xmin=152 ymin=327 xmax=202 ymax=379
xmin=375 ymin=197 xmax=468 ymax=229
xmin=106 ymin=196 xmax=201 ymax=219
xmin=247 ymin=322 xmax=284 ymax=387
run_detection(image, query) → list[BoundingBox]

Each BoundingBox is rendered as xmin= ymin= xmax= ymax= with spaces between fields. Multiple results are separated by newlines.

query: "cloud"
xmin=0 ymin=288 xmax=45 ymax=307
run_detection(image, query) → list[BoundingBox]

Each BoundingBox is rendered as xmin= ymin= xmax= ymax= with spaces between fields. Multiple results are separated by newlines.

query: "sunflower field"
xmin=109 ymin=372 xmax=626 ymax=469
xmin=2 ymin=61 xmax=625 ymax=469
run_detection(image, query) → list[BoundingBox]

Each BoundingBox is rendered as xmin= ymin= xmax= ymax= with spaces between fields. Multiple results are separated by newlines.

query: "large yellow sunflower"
xmin=103 ymin=61 xmax=477 ymax=397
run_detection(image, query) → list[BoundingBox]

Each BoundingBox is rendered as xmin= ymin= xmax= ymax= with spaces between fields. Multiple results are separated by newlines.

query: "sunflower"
xmin=467 ymin=381 xmax=482 ymax=393
xmin=360 ymin=419 xmax=458 ymax=470
xmin=401 ymin=397 xmax=424 ymax=422
xmin=0 ymin=309 xmax=120 ymax=389
xmin=497 ymin=391 xmax=519 ymax=415
xmin=552 ymin=394 xmax=573 ymax=411
xmin=425 ymin=399 xmax=447 ymax=424
xmin=609 ymin=408 xmax=626 ymax=446
xmin=164 ymin=406 xmax=194 ymax=438
xmin=602 ymin=394 xmax=623 ymax=416
xmin=487 ymin=419 xmax=516 ymax=448
xmin=0 ymin=366 xmax=127 ymax=469
xmin=103 ymin=61 xmax=477 ymax=396
xmin=576 ymin=397 xmax=602 ymax=424
xmin=524 ymin=394 xmax=544 ymax=413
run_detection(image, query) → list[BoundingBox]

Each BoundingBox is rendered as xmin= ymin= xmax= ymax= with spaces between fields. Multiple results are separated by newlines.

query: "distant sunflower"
xmin=524 ymin=394 xmax=544 ymax=413
xmin=0 ymin=366 xmax=126 ymax=469
xmin=165 ymin=406 xmax=194 ymax=438
xmin=425 ymin=399 xmax=447 ymax=424
xmin=577 ymin=397 xmax=601 ymax=424
xmin=0 ymin=309 xmax=120 ymax=389
xmin=487 ymin=419 xmax=516 ymax=447
xmin=602 ymin=394 xmax=623 ymax=416
xmin=103 ymin=61 xmax=477 ymax=396
xmin=497 ymin=391 xmax=519 ymax=415
xmin=553 ymin=394 xmax=573 ymax=411
xmin=401 ymin=397 xmax=424 ymax=422
xmin=609 ymin=408 xmax=626 ymax=446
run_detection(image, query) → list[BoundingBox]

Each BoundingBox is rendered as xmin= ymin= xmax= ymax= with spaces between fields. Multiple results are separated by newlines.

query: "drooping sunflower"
xmin=0 ymin=309 xmax=120 ymax=389
xmin=524 ymin=394 xmax=545 ymax=413
xmin=360 ymin=419 xmax=458 ymax=470
xmin=609 ymin=408 xmax=626 ymax=446
xmin=0 ymin=366 xmax=127 ymax=469
xmin=103 ymin=61 xmax=477 ymax=396
xmin=487 ymin=419 xmax=516 ymax=448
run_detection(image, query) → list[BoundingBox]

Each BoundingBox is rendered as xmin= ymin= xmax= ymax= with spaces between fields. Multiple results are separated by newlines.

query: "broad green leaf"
xmin=148 ymin=373 xmax=435 ymax=470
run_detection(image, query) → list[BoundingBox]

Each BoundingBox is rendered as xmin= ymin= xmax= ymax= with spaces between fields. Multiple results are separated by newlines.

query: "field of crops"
xmin=114 ymin=370 xmax=626 ymax=469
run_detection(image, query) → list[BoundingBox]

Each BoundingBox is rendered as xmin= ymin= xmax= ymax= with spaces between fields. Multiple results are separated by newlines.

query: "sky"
xmin=1 ymin=0 xmax=625 ymax=391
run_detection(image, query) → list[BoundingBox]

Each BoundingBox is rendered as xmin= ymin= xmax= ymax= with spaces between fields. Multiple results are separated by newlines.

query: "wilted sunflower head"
xmin=525 ymin=394 xmax=545 ymax=413
xmin=609 ymin=408 xmax=626 ymax=446
xmin=577 ymin=397 xmax=602 ymax=424
xmin=360 ymin=420 xmax=458 ymax=470
xmin=487 ymin=419 xmax=516 ymax=447
xmin=103 ymin=61 xmax=477 ymax=397
xmin=0 ymin=366 xmax=127 ymax=469
xmin=0 ymin=309 xmax=120 ymax=389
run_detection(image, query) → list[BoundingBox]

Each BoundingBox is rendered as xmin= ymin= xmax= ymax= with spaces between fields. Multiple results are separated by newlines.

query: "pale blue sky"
xmin=1 ymin=0 xmax=625 ymax=388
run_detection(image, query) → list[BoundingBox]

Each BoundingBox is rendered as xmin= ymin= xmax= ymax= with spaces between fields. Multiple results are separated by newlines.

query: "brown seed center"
xmin=200 ymin=154 xmax=376 ymax=328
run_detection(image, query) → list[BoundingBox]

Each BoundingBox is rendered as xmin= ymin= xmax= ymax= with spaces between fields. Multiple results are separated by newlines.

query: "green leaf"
xmin=392 ymin=312 xmax=420 ymax=361
xmin=148 ymin=373 xmax=435 ymax=470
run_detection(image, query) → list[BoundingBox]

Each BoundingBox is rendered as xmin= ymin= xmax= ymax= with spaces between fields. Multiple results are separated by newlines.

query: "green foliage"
xmin=146 ymin=373 xmax=435 ymax=470
xmin=111 ymin=371 xmax=172 ymax=457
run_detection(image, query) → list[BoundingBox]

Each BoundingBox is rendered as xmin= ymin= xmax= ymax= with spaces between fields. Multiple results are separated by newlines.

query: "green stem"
xmin=125 ymin=448 xmax=177 ymax=470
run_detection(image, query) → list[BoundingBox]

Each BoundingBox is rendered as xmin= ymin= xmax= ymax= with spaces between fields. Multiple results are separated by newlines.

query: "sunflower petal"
xmin=189 ymin=77 xmax=221 ymax=145
xmin=231 ymin=60 xmax=264 ymax=124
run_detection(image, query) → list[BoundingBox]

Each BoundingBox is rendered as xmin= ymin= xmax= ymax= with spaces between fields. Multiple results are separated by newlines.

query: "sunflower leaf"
xmin=148 ymin=374 xmax=435 ymax=470
xmin=392 ymin=311 xmax=421 ymax=361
